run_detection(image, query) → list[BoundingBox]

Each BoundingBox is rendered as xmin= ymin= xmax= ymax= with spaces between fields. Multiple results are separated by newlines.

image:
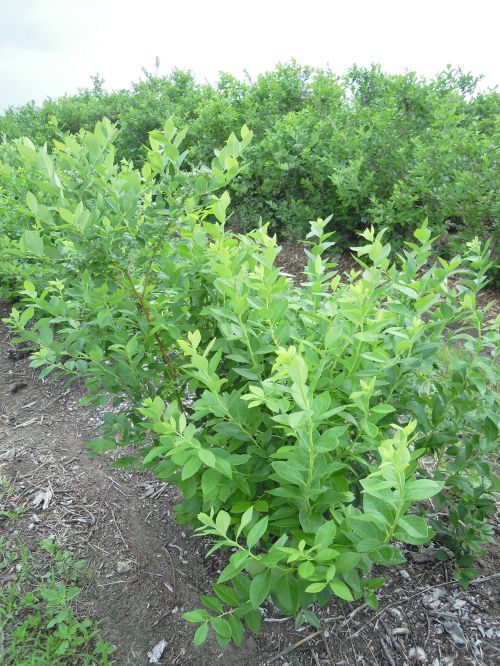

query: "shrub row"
xmin=0 ymin=121 xmax=498 ymax=647
xmin=1 ymin=63 xmax=499 ymax=256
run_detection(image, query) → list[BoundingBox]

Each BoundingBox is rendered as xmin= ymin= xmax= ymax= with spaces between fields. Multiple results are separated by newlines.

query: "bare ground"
xmin=1 ymin=265 xmax=499 ymax=666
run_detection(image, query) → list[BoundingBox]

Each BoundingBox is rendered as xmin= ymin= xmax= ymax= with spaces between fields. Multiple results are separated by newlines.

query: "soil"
xmin=1 ymin=248 xmax=499 ymax=666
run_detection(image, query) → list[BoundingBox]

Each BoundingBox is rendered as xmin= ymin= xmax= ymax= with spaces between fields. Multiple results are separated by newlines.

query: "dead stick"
xmin=163 ymin=544 xmax=177 ymax=605
xmin=110 ymin=506 xmax=129 ymax=550
xmin=265 ymin=630 xmax=323 ymax=664
xmin=321 ymin=631 xmax=335 ymax=665
xmin=347 ymin=572 xmax=500 ymax=641
xmin=41 ymin=387 xmax=77 ymax=411
xmin=266 ymin=573 xmax=500 ymax=663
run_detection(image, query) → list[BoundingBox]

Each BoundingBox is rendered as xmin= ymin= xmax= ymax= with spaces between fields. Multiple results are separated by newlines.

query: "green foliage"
xmin=0 ymin=121 xmax=498 ymax=649
xmin=1 ymin=63 xmax=498 ymax=259
xmin=0 ymin=537 xmax=114 ymax=664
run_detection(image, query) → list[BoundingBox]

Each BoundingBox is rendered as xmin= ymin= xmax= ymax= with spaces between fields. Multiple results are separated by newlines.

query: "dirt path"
xmin=0 ymin=305 xmax=261 ymax=665
xmin=1 ymin=300 xmax=499 ymax=666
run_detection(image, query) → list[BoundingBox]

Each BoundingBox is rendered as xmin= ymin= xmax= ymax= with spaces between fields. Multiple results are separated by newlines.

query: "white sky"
xmin=1 ymin=0 xmax=499 ymax=110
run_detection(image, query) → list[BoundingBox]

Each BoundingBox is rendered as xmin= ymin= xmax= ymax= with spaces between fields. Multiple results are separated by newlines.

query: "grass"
xmin=0 ymin=478 xmax=114 ymax=665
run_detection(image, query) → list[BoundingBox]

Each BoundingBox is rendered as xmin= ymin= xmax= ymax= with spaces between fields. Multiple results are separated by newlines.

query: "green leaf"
xmin=188 ymin=329 xmax=202 ymax=349
xmin=403 ymin=479 xmax=443 ymax=502
xmin=272 ymin=461 xmax=305 ymax=486
xmin=249 ymin=571 xmax=271 ymax=608
xmin=198 ymin=448 xmax=216 ymax=467
xmin=244 ymin=609 xmax=262 ymax=635
xmin=193 ymin=623 xmax=209 ymax=645
xmin=432 ymin=397 xmax=445 ymax=425
xmin=273 ymin=573 xmax=300 ymax=615
xmin=237 ymin=506 xmax=253 ymax=538
xmin=394 ymin=515 xmax=432 ymax=545
xmin=315 ymin=429 xmax=340 ymax=453
xmin=218 ymin=551 xmax=249 ymax=583
xmin=333 ymin=552 xmax=361 ymax=574
xmin=86 ymin=439 xmax=117 ymax=453
xmin=314 ymin=521 xmax=337 ymax=547
xmin=228 ymin=614 xmax=244 ymax=646
xmin=246 ymin=516 xmax=269 ymax=550
xmin=212 ymin=190 xmax=231 ymax=223
xmin=393 ymin=284 xmax=418 ymax=299
xmin=202 ymin=595 xmax=224 ymax=612
xmin=364 ymin=589 xmax=379 ymax=610
xmin=361 ymin=420 xmax=379 ymax=438
xmin=19 ymin=307 xmax=35 ymax=328
xmin=183 ymin=609 xmax=211 ymax=623
xmin=59 ymin=207 xmax=74 ymax=224
xmin=215 ymin=511 xmax=231 ymax=534
xmin=234 ymin=368 xmax=260 ymax=380
xmin=314 ymin=548 xmax=340 ymax=564
xmin=305 ymin=582 xmax=327 ymax=594
xmin=371 ymin=403 xmax=396 ymax=415
xmin=329 ymin=580 xmax=354 ymax=601
xmin=201 ymin=468 xmax=220 ymax=495
xmin=26 ymin=191 xmax=39 ymax=214
xmin=213 ymin=584 xmax=240 ymax=606
xmin=361 ymin=351 xmax=388 ymax=363
xmin=303 ymin=609 xmax=321 ymax=629
xmin=414 ymin=225 xmax=431 ymax=243
xmin=288 ymin=355 xmax=308 ymax=385
xmin=211 ymin=617 xmax=232 ymax=640
xmin=23 ymin=280 xmax=37 ymax=298
xmin=21 ymin=230 xmax=44 ymax=256
xmin=298 ymin=561 xmax=315 ymax=579
xmin=365 ymin=577 xmax=385 ymax=590
xmin=325 ymin=321 xmax=343 ymax=347
xmin=182 ymin=456 xmax=202 ymax=480
xmin=484 ymin=416 xmax=498 ymax=441
xmin=142 ymin=446 xmax=168 ymax=464
xmin=370 ymin=545 xmax=406 ymax=566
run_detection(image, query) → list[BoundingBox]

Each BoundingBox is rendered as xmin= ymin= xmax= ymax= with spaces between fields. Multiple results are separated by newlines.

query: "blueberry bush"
xmin=0 ymin=120 xmax=498 ymax=648
xmin=0 ymin=63 xmax=498 ymax=259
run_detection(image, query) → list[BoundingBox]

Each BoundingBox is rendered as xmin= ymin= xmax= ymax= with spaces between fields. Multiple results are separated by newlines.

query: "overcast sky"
xmin=1 ymin=0 xmax=499 ymax=110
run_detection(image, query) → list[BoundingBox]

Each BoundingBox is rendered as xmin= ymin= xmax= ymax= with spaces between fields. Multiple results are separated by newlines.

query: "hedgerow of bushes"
xmin=0 ymin=120 xmax=498 ymax=647
xmin=1 ymin=63 xmax=498 ymax=258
